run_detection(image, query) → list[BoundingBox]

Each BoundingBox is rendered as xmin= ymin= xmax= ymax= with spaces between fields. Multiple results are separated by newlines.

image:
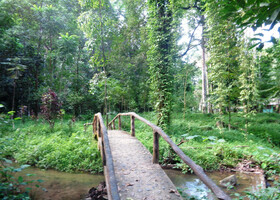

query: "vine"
xmin=147 ymin=0 xmax=177 ymax=129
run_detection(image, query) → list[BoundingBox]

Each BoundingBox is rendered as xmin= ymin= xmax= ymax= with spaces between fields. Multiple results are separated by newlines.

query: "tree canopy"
xmin=0 ymin=0 xmax=279 ymax=126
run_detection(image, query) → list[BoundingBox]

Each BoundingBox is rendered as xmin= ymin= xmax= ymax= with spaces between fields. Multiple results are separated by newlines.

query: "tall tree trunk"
xmin=148 ymin=0 xmax=174 ymax=129
xmin=98 ymin=0 xmax=108 ymax=126
xmin=12 ymin=80 xmax=16 ymax=112
xmin=183 ymin=69 xmax=188 ymax=119
xmin=74 ymin=45 xmax=81 ymax=117
xmin=201 ymin=15 xmax=208 ymax=113
xmin=208 ymin=83 xmax=213 ymax=113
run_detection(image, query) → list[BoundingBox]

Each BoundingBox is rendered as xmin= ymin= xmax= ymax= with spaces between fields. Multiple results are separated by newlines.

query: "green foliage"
xmin=40 ymin=90 xmax=62 ymax=129
xmin=147 ymin=0 xmax=178 ymax=129
xmin=0 ymin=119 xmax=103 ymax=173
xmin=132 ymin=112 xmax=280 ymax=175
xmin=233 ymin=180 xmax=280 ymax=200
xmin=238 ymin=41 xmax=259 ymax=131
xmin=209 ymin=0 xmax=280 ymax=49
xmin=206 ymin=2 xmax=241 ymax=116
xmin=0 ymin=156 xmax=41 ymax=200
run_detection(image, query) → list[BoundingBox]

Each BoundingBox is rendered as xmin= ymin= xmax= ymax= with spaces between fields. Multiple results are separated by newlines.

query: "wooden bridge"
xmin=90 ymin=112 xmax=231 ymax=200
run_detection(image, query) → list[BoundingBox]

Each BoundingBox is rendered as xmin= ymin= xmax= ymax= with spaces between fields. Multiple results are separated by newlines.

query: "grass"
xmin=0 ymin=118 xmax=103 ymax=173
xmin=115 ymin=112 xmax=280 ymax=176
xmin=1 ymin=112 xmax=280 ymax=177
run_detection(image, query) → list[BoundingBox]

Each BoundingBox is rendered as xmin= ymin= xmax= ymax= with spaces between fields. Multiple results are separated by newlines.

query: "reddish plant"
xmin=40 ymin=89 xmax=62 ymax=129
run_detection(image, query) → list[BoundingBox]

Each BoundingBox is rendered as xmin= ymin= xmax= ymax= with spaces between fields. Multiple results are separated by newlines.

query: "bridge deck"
xmin=108 ymin=130 xmax=182 ymax=200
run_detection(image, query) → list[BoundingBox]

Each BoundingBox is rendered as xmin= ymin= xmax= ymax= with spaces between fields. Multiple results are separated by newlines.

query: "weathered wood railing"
xmin=92 ymin=113 xmax=120 ymax=200
xmin=108 ymin=112 xmax=231 ymax=200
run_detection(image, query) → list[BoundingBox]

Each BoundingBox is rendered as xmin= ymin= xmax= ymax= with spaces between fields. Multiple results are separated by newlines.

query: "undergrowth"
xmin=0 ymin=119 xmax=103 ymax=173
xmin=1 ymin=112 xmax=280 ymax=176
xmin=116 ymin=112 xmax=280 ymax=176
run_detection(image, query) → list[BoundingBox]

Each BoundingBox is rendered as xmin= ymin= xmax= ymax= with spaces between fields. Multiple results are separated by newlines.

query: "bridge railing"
xmin=108 ymin=112 xmax=231 ymax=200
xmin=93 ymin=113 xmax=120 ymax=200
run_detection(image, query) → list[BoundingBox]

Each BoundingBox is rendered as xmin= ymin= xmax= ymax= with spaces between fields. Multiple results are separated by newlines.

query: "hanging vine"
xmin=147 ymin=0 xmax=178 ymax=129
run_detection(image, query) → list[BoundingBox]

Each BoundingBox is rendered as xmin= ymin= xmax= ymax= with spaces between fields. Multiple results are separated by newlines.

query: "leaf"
xmin=270 ymin=36 xmax=277 ymax=44
xmin=3 ymin=158 xmax=13 ymax=164
xmin=20 ymin=164 xmax=30 ymax=169
xmin=207 ymin=136 xmax=217 ymax=141
xmin=249 ymin=38 xmax=261 ymax=41
xmin=18 ymin=176 xmax=23 ymax=183
xmin=37 ymin=179 xmax=44 ymax=183
xmin=185 ymin=135 xmax=200 ymax=140
xmin=7 ymin=111 xmax=15 ymax=115
xmin=248 ymin=43 xmax=260 ymax=50
xmin=256 ymin=43 xmax=264 ymax=51
xmin=254 ymin=33 xmax=264 ymax=37
xmin=0 ymin=104 xmax=4 ymax=108
xmin=26 ymin=174 xmax=35 ymax=177
xmin=261 ymin=163 xmax=267 ymax=169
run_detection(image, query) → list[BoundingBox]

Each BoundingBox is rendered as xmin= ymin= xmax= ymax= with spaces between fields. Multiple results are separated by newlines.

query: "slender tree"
xmin=205 ymin=1 xmax=241 ymax=128
xmin=239 ymin=41 xmax=258 ymax=132
xmin=147 ymin=0 xmax=177 ymax=129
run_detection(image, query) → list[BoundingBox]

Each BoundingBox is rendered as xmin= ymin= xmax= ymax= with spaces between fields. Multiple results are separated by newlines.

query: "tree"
xmin=109 ymin=0 xmax=150 ymax=113
xmin=179 ymin=0 xmax=211 ymax=114
xmin=147 ymin=0 xmax=177 ymax=129
xmin=205 ymin=1 xmax=241 ymax=128
xmin=239 ymin=42 xmax=258 ymax=131
xmin=79 ymin=0 xmax=118 ymax=124
xmin=41 ymin=89 xmax=61 ymax=129
xmin=206 ymin=0 xmax=280 ymax=49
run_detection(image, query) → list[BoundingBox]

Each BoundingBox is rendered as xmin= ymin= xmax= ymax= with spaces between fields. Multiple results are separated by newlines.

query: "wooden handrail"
xmin=108 ymin=112 xmax=231 ymax=200
xmin=93 ymin=113 xmax=120 ymax=200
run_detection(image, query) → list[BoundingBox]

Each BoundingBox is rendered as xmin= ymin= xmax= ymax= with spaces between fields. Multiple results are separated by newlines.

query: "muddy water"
xmin=15 ymin=167 xmax=265 ymax=200
xmin=15 ymin=167 xmax=104 ymax=200
xmin=165 ymin=169 xmax=266 ymax=199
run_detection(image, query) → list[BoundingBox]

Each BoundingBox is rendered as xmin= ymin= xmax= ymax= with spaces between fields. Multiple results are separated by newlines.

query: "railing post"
xmin=131 ymin=115 xmax=135 ymax=137
xmin=118 ymin=115 xmax=121 ymax=130
xmin=93 ymin=117 xmax=97 ymax=136
xmin=113 ymin=120 xmax=115 ymax=129
xmin=153 ymin=130 xmax=159 ymax=164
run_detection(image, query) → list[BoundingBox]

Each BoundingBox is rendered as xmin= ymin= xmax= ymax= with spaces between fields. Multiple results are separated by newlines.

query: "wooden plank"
xmin=94 ymin=113 xmax=120 ymax=200
xmin=108 ymin=130 xmax=182 ymax=200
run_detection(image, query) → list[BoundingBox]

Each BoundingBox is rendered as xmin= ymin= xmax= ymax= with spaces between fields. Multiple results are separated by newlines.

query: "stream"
xmin=14 ymin=167 xmax=265 ymax=199
xmin=165 ymin=169 xmax=266 ymax=199
xmin=14 ymin=167 xmax=104 ymax=200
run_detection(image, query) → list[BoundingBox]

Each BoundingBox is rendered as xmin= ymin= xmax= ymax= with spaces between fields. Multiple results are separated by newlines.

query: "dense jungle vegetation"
xmin=1 ymin=0 xmax=280 ymax=199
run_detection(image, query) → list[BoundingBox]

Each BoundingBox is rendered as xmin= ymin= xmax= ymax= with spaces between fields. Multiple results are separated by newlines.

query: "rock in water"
xmin=86 ymin=181 xmax=108 ymax=200
xmin=219 ymin=175 xmax=237 ymax=188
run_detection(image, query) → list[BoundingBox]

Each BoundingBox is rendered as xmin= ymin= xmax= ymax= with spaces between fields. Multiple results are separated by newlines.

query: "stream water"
xmin=15 ymin=167 xmax=104 ymax=200
xmin=165 ymin=169 xmax=266 ymax=199
xmin=15 ymin=167 xmax=265 ymax=199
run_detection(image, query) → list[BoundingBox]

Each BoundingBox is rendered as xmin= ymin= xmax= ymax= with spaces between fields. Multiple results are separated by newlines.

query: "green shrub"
xmin=1 ymin=119 xmax=103 ymax=173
